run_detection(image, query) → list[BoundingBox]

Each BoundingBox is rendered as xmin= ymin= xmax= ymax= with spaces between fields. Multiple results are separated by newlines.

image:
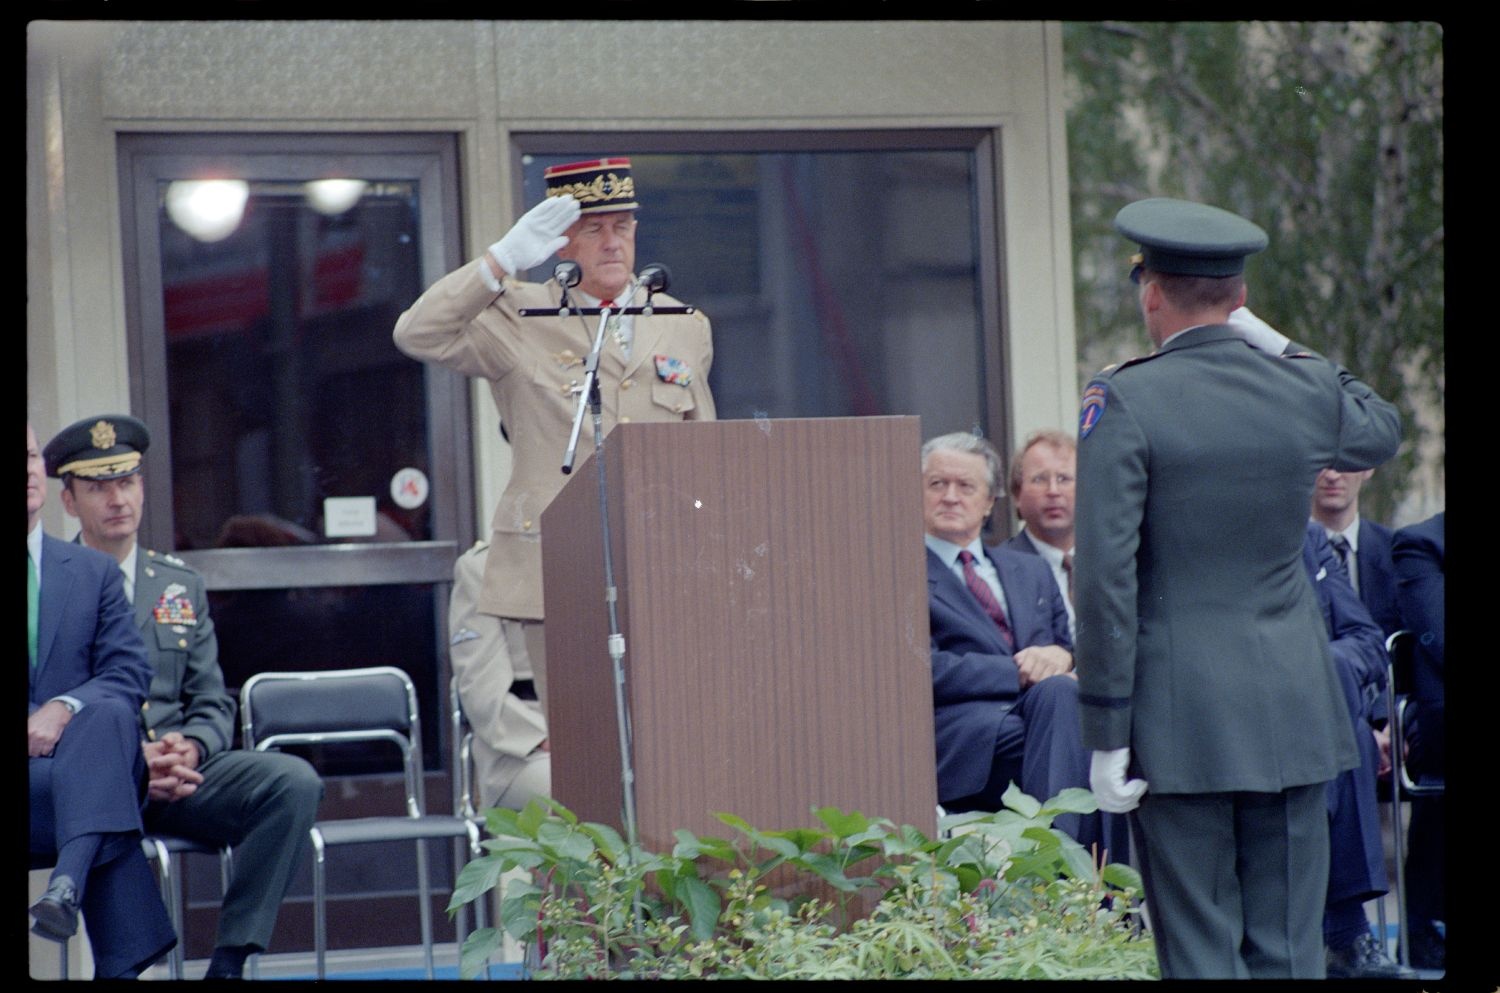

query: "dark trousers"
xmin=943 ymin=674 xmax=1130 ymax=864
xmin=1324 ymin=651 xmax=1386 ymax=920
xmin=1130 ymin=782 xmax=1329 ymax=979
xmin=145 ymin=749 xmax=323 ymax=951
xmin=29 ymin=699 xmax=176 ymax=978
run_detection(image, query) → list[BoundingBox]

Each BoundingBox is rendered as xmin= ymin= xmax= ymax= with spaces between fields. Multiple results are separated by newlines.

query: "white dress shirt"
xmin=924 ymin=533 xmax=1011 ymax=617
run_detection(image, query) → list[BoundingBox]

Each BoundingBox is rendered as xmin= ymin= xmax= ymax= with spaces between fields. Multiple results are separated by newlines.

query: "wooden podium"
xmin=541 ymin=416 xmax=937 ymax=852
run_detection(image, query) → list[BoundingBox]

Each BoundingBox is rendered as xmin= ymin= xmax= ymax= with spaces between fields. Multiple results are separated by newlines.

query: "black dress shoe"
xmin=29 ymin=874 xmax=80 ymax=943
xmin=1326 ymin=931 xmax=1418 ymax=979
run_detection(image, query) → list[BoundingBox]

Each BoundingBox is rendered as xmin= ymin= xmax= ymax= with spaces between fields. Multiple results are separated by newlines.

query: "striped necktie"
xmin=1328 ymin=534 xmax=1353 ymax=585
xmin=959 ymin=550 xmax=1015 ymax=650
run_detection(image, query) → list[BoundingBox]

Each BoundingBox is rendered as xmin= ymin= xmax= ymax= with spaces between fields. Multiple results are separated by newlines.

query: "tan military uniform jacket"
xmin=394 ymin=258 xmax=716 ymax=619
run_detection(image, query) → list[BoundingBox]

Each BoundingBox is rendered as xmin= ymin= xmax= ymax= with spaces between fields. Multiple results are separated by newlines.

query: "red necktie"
xmin=959 ymin=550 xmax=1015 ymax=650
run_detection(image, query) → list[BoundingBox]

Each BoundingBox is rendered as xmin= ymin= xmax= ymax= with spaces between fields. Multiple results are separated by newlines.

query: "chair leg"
xmin=145 ymin=838 xmax=187 ymax=980
xmin=59 ymin=938 xmax=69 ymax=980
xmin=1391 ymin=792 xmax=1410 ymax=966
xmin=312 ymin=832 xmax=327 ymax=981
xmin=452 ymin=835 xmax=471 ymax=947
xmin=416 ymin=838 xmax=436 ymax=979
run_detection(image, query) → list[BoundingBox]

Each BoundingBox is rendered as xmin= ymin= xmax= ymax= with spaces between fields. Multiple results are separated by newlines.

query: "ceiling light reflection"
xmin=305 ymin=179 xmax=368 ymax=216
xmin=165 ymin=180 xmax=249 ymax=243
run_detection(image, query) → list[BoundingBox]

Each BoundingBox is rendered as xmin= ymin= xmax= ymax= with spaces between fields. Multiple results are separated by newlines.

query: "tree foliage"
xmin=1063 ymin=21 xmax=1443 ymax=524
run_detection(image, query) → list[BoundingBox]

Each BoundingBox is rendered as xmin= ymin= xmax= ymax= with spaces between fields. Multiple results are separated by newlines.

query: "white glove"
xmin=1226 ymin=306 xmax=1291 ymax=356
xmin=1089 ymin=747 xmax=1148 ymax=813
xmin=488 ymin=195 xmax=582 ymax=277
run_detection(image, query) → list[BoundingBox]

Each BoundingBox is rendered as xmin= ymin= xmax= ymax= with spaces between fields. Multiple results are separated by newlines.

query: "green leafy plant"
xmin=447 ymin=783 xmax=1157 ymax=980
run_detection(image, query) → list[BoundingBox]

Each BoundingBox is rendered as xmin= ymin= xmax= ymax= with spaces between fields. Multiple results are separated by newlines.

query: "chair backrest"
xmin=449 ymin=676 xmax=478 ymax=822
xmin=241 ymin=666 xmax=426 ymax=817
xmin=1385 ymin=629 xmax=1415 ymax=695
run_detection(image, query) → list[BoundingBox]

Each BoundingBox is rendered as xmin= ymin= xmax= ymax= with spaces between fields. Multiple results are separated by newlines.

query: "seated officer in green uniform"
xmin=45 ymin=415 xmax=324 ymax=980
xmin=1073 ymin=198 xmax=1401 ymax=979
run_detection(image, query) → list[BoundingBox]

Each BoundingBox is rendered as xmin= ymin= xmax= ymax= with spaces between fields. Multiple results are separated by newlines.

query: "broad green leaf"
xmin=448 ymin=855 xmax=505 ymax=909
xmin=676 ymin=876 xmax=721 ymax=942
xmin=1001 ymin=783 xmax=1042 ymax=818
xmin=458 ymin=927 xmax=501 ymax=980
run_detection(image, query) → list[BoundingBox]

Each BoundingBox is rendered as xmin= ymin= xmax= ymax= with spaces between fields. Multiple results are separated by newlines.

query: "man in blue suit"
xmin=922 ymin=431 xmax=1125 ymax=862
xmin=1311 ymin=467 xmax=1401 ymax=637
xmin=1303 ymin=522 xmax=1414 ymax=979
xmin=27 ymin=422 xmax=176 ymax=979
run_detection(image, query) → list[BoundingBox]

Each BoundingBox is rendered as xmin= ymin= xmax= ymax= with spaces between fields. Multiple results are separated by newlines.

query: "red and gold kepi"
xmin=543 ymin=157 xmax=639 ymax=214
xmin=42 ymin=414 xmax=152 ymax=480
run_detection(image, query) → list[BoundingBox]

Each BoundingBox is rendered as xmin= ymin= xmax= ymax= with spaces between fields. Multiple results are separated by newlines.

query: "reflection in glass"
xmin=522 ymin=150 xmax=986 ymax=435
xmin=157 ymin=179 xmax=429 ymax=552
xmin=165 ymin=180 xmax=250 ymax=243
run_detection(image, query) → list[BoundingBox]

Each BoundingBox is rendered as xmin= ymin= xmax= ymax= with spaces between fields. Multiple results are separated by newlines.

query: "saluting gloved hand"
xmin=487 ymin=194 xmax=582 ymax=278
xmin=1226 ymin=306 xmax=1291 ymax=356
xmin=1089 ymin=747 xmax=1149 ymax=813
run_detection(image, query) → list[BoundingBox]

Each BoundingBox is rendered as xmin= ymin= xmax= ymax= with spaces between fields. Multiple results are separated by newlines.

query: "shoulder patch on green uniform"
xmin=1079 ymin=381 xmax=1109 ymax=439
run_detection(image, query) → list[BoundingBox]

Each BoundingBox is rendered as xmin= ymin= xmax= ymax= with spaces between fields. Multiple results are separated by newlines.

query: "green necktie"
xmin=27 ymin=549 xmax=39 ymax=668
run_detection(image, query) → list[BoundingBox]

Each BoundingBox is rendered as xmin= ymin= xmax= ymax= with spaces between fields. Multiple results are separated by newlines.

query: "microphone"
xmin=637 ymin=263 xmax=670 ymax=294
xmin=553 ymin=261 xmax=582 ymax=314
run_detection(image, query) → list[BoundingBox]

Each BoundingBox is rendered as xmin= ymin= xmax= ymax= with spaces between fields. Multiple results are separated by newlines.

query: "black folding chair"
xmin=240 ymin=666 xmax=482 ymax=979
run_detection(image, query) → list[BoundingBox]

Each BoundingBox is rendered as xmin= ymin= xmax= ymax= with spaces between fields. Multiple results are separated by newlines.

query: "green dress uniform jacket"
xmin=393 ymin=259 xmax=716 ymax=621
xmin=1074 ymin=326 xmax=1401 ymax=795
xmin=133 ymin=549 xmax=235 ymax=756
xmin=134 ymin=547 xmax=323 ymax=953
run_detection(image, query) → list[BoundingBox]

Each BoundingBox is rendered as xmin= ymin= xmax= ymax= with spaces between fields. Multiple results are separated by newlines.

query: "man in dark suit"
xmin=1000 ymin=428 xmax=1077 ymax=642
xmin=1311 ymin=467 xmax=1401 ymax=636
xmin=1393 ymin=510 xmax=1445 ymax=970
xmin=1303 ymin=523 xmax=1415 ymax=979
xmin=45 ymin=414 xmax=324 ymax=980
xmin=1074 ymin=198 xmax=1401 ymax=978
xmin=922 ymin=431 xmax=1125 ymax=862
xmin=27 ymin=422 xmax=177 ymax=979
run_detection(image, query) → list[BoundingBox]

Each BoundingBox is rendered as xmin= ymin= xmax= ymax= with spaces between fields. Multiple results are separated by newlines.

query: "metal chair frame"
xmin=240 ymin=666 xmax=482 ymax=980
xmin=1382 ymin=629 xmax=1445 ymax=967
xmin=141 ymin=834 xmax=234 ymax=979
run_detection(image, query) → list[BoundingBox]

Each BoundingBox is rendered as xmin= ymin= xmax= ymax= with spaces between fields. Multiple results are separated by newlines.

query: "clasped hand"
xmin=144 ymin=731 xmax=204 ymax=803
xmin=1013 ymin=644 xmax=1074 ymax=688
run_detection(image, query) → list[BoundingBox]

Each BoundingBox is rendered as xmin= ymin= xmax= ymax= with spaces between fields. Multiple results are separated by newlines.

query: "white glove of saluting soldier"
xmin=1089 ymin=747 xmax=1149 ymax=813
xmin=1226 ymin=305 xmax=1291 ymax=356
xmin=485 ymin=194 xmax=581 ymax=281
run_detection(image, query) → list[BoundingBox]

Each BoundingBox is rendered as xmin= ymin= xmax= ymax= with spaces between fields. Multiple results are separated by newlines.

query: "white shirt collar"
xmin=924 ymin=533 xmax=984 ymax=569
xmin=27 ymin=522 xmax=43 ymax=576
xmin=119 ymin=543 xmax=140 ymax=598
xmin=1320 ymin=514 xmax=1361 ymax=553
xmin=1022 ymin=529 xmax=1070 ymax=569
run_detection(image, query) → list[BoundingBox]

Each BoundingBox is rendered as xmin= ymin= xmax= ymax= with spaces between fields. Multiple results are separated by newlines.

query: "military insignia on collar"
xmin=653 ymin=354 xmax=693 ymax=386
xmin=153 ymin=585 xmax=198 ymax=626
xmin=1079 ymin=383 xmax=1108 ymax=440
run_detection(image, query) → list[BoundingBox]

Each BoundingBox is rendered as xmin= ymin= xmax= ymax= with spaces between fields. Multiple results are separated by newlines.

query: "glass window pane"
xmin=158 ymin=178 xmax=432 ymax=550
xmin=522 ymin=150 xmax=987 ymax=435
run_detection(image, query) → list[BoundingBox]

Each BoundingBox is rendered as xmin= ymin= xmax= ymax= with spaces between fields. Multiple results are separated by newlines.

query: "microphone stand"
xmin=518 ymin=276 xmax=693 ymax=930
